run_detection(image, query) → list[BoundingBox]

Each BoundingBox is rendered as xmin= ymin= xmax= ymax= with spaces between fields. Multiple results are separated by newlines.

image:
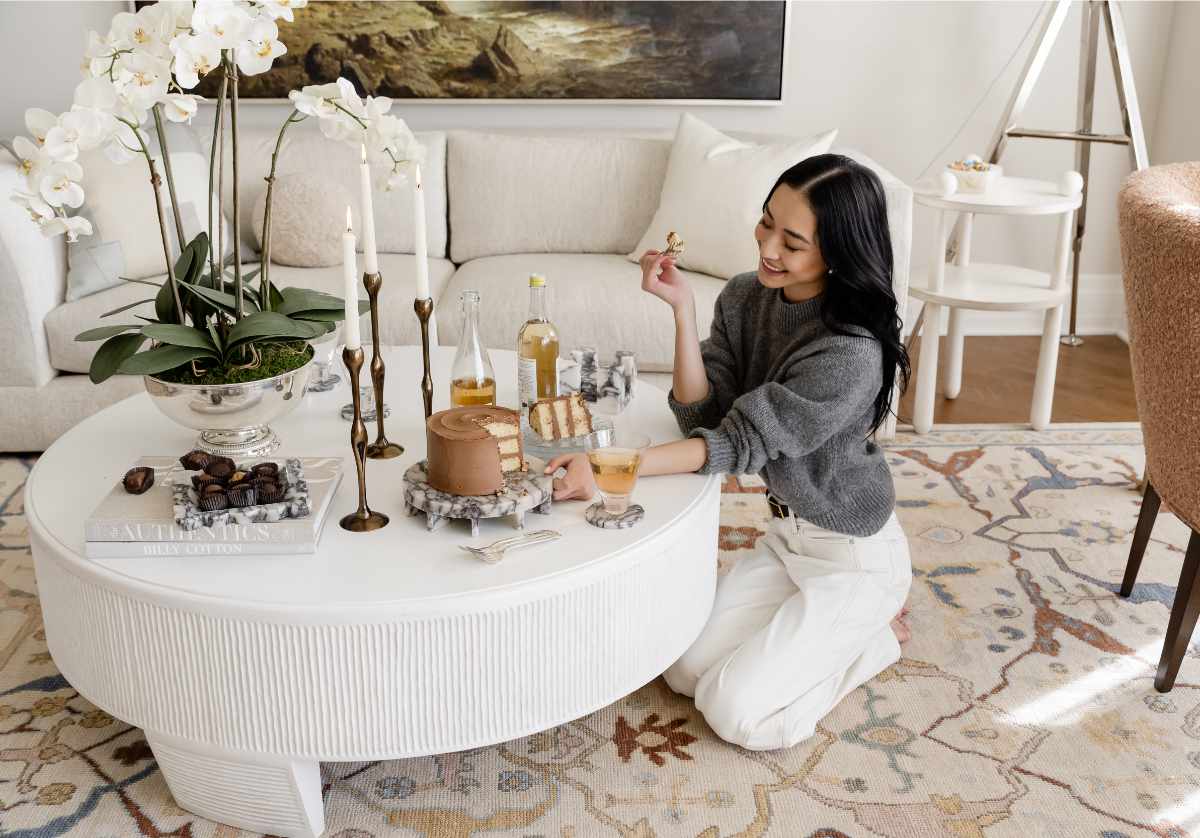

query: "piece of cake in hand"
xmin=529 ymin=393 xmax=594 ymax=441
xmin=426 ymin=406 xmax=526 ymax=496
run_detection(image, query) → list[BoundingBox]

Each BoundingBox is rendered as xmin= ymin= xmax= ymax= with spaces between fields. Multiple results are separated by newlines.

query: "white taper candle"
xmin=413 ymin=162 xmax=430 ymax=300
xmin=359 ymin=145 xmax=378 ymax=275
xmin=342 ymin=206 xmax=361 ymax=350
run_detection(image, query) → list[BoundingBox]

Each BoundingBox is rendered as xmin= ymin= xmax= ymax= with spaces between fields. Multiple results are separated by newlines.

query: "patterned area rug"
xmin=2 ymin=426 xmax=1197 ymax=838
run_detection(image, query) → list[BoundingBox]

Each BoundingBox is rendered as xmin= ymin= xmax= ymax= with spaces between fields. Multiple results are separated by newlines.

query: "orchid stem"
xmin=123 ymin=117 xmax=184 ymax=323
xmin=152 ymin=104 xmax=185 ymax=252
xmin=208 ymin=70 xmax=228 ymax=291
xmin=227 ymin=57 xmax=245 ymax=322
xmin=261 ymin=109 xmax=306 ymax=312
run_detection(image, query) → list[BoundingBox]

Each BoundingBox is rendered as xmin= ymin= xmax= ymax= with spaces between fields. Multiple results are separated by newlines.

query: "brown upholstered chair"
xmin=1117 ymin=161 xmax=1200 ymax=692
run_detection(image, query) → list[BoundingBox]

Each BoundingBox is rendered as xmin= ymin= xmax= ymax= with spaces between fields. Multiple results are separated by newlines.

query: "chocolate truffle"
xmin=256 ymin=480 xmax=283 ymax=504
xmin=251 ymin=462 xmax=279 ymax=479
xmin=204 ymin=459 xmax=234 ymax=482
xmin=122 ymin=466 xmax=155 ymax=495
xmin=198 ymin=484 xmax=228 ymax=511
xmin=192 ymin=472 xmax=220 ymax=491
xmin=227 ymin=483 xmax=257 ymax=508
xmin=178 ymin=450 xmax=212 ymax=471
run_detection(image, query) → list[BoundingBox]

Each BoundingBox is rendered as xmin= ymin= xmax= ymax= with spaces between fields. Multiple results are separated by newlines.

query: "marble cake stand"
xmin=26 ymin=347 xmax=721 ymax=838
xmin=403 ymin=460 xmax=552 ymax=536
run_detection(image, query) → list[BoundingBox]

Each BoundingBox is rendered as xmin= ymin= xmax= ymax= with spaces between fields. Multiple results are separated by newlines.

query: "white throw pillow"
xmin=252 ymin=173 xmax=353 ymax=267
xmin=67 ymin=149 xmax=229 ymax=300
xmin=629 ymin=114 xmax=837 ymax=280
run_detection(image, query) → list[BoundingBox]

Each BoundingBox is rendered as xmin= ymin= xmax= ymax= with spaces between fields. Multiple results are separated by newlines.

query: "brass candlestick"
xmin=340 ymin=346 xmax=389 ymax=532
xmin=414 ymin=297 xmax=434 ymax=419
xmin=363 ymin=271 xmax=404 ymax=459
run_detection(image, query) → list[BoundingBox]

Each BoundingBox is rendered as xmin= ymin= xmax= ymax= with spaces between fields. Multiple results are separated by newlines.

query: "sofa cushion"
xmin=218 ymin=128 xmax=448 ymax=259
xmin=439 ymin=254 xmax=723 ymax=371
xmin=629 ymin=114 xmax=837 ymax=280
xmin=448 ymin=132 xmax=670 ymax=263
xmin=45 ymin=255 xmax=456 ymax=374
xmin=252 ymin=173 xmax=354 ymax=267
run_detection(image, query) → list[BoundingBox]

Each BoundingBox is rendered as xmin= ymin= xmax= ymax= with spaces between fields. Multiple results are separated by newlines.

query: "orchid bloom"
xmin=261 ymin=0 xmax=308 ymax=23
xmin=10 ymin=190 xmax=56 ymax=223
xmin=39 ymin=161 xmax=86 ymax=209
xmin=161 ymin=93 xmax=199 ymax=123
xmin=24 ymin=109 xmax=58 ymax=145
xmin=170 ymin=33 xmax=222 ymax=89
xmin=42 ymin=214 xmax=95 ymax=242
xmin=11 ymin=136 xmax=51 ymax=189
xmin=235 ymin=17 xmax=286 ymax=76
xmin=118 ymin=53 xmax=172 ymax=115
xmin=190 ymin=0 xmax=253 ymax=50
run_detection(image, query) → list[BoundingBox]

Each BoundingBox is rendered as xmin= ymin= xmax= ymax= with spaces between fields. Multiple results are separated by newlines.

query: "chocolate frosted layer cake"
xmin=426 ymin=406 xmax=525 ymax=496
xmin=529 ymin=393 xmax=594 ymax=441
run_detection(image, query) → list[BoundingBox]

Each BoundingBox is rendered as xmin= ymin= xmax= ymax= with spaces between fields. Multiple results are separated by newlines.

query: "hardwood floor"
xmin=897 ymin=334 xmax=1139 ymax=425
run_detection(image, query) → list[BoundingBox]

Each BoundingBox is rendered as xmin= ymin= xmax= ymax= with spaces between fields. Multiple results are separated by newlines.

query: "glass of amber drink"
xmin=586 ymin=431 xmax=651 ymax=514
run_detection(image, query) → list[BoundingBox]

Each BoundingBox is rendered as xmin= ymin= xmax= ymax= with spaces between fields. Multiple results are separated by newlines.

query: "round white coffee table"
xmin=26 ymin=347 xmax=720 ymax=838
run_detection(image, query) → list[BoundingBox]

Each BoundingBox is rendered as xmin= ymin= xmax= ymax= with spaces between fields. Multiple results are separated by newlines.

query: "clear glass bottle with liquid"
xmin=517 ymin=273 xmax=560 ymax=415
xmin=450 ymin=290 xmax=496 ymax=407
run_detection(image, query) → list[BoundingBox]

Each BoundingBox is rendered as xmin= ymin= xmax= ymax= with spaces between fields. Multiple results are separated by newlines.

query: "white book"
xmin=84 ymin=456 xmax=343 ymax=557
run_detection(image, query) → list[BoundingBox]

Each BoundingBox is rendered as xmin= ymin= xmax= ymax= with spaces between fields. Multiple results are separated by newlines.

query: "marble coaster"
xmin=585 ymin=502 xmax=645 ymax=529
xmin=403 ymin=461 xmax=553 ymax=538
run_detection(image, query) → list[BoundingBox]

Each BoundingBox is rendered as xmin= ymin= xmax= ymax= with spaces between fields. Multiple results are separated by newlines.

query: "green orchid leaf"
xmin=181 ymin=282 xmax=257 ymax=316
xmin=117 ymin=344 xmax=211 ymax=376
xmin=89 ymin=332 xmax=146 ymax=383
xmin=141 ymin=324 xmax=219 ymax=354
xmin=208 ymin=322 xmax=223 ymax=355
xmin=100 ymin=298 xmax=157 ymax=319
xmin=76 ymin=323 xmax=144 ymax=342
xmin=226 ymin=311 xmax=329 ymax=350
xmin=268 ymin=282 xmax=285 ymax=312
xmin=119 ymin=276 xmax=162 ymax=288
xmin=276 ymin=288 xmax=346 ymax=316
xmin=155 ymin=277 xmax=179 ymax=325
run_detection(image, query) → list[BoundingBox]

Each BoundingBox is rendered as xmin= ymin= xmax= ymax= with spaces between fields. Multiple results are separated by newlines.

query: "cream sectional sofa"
xmin=0 ymin=128 xmax=911 ymax=452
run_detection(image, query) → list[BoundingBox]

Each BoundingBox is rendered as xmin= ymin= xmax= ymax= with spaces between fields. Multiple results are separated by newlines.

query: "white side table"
xmin=909 ymin=176 xmax=1081 ymax=433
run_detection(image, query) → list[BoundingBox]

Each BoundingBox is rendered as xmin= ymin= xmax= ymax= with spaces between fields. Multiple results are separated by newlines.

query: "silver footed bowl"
xmin=143 ymin=357 xmax=315 ymax=458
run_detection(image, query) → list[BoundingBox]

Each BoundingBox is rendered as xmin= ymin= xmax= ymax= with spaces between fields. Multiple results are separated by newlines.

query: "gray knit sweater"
xmin=669 ymin=272 xmax=895 ymax=536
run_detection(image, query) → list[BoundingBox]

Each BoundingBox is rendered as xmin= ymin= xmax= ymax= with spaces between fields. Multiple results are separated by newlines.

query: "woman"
xmin=546 ymin=153 xmax=912 ymax=751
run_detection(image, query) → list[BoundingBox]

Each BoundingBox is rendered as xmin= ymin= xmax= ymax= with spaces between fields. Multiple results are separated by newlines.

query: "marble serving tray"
xmin=172 ymin=457 xmax=311 ymax=531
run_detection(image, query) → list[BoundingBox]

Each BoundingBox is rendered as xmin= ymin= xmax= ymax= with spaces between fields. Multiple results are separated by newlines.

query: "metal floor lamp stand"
xmin=946 ymin=0 xmax=1148 ymax=347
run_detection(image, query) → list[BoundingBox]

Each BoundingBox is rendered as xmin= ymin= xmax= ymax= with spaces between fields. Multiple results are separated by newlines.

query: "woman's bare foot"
xmin=890 ymin=606 xmax=912 ymax=645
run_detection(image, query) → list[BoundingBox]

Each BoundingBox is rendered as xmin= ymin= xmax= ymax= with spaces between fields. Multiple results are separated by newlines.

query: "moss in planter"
xmin=153 ymin=341 xmax=315 ymax=386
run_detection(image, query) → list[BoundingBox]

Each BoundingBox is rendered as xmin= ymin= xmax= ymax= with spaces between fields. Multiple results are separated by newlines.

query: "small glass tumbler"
xmin=308 ymin=324 xmax=342 ymax=393
xmin=585 ymin=430 xmax=651 ymax=515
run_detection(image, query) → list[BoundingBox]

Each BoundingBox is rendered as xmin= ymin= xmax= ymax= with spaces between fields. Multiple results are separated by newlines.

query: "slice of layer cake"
xmin=529 ymin=393 xmax=594 ymax=441
xmin=426 ymin=406 xmax=526 ymax=496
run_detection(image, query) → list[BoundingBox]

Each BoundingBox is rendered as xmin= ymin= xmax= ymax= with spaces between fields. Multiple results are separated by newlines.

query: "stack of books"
xmin=85 ymin=456 xmax=343 ymax=558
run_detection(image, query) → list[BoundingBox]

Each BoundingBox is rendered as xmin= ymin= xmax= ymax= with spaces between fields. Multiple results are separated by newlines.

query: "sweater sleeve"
xmin=690 ymin=336 xmax=882 ymax=476
xmin=668 ymin=291 xmax=742 ymax=434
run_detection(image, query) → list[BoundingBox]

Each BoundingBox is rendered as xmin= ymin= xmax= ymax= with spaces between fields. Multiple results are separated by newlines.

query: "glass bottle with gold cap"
xmin=517 ymin=273 xmax=560 ymax=417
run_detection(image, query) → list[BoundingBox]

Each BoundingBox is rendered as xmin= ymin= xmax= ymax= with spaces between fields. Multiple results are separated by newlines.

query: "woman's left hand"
xmin=544 ymin=453 xmax=596 ymax=501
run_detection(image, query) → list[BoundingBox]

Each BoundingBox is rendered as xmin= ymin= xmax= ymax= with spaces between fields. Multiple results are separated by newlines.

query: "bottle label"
xmin=518 ymin=357 xmax=537 ymax=412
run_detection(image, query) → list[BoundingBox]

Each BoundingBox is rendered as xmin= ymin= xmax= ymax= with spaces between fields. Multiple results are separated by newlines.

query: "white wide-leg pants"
xmin=664 ymin=511 xmax=912 ymax=751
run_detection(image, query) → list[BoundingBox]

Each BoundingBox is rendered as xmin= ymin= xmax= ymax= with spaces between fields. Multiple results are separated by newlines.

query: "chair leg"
xmin=1121 ymin=480 xmax=1161 ymax=597
xmin=1155 ymin=529 xmax=1200 ymax=693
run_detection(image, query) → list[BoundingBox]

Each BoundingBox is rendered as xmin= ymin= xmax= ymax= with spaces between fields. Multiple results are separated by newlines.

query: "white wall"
xmin=1152 ymin=0 xmax=1200 ymax=164
xmin=1 ymin=0 xmax=1187 ymax=334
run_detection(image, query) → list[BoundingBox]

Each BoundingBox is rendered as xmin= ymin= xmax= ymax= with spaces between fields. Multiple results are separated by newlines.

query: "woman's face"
xmin=754 ymin=185 xmax=828 ymax=301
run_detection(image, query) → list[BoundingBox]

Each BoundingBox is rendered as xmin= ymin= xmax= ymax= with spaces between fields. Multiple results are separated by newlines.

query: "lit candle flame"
xmin=345 ymin=206 xmax=352 ymax=231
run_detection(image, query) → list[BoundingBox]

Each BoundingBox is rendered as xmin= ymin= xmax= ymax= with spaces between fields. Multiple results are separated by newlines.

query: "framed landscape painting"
xmin=198 ymin=0 xmax=788 ymax=104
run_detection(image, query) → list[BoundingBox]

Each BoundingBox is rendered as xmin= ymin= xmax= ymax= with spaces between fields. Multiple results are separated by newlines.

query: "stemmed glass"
xmin=585 ymin=430 xmax=651 ymax=514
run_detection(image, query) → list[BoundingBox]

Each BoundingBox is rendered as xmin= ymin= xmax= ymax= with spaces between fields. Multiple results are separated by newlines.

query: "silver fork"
xmin=459 ymin=529 xmax=561 ymax=564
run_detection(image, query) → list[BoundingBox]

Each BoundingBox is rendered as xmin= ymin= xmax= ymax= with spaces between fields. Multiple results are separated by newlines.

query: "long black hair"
xmin=764 ymin=153 xmax=910 ymax=434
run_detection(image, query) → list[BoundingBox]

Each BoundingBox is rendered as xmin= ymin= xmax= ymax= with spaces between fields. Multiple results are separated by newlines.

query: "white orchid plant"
xmin=5 ymin=0 xmax=423 ymax=386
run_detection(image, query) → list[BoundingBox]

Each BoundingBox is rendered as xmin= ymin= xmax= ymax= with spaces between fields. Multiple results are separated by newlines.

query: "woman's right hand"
xmin=640 ymin=250 xmax=693 ymax=313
